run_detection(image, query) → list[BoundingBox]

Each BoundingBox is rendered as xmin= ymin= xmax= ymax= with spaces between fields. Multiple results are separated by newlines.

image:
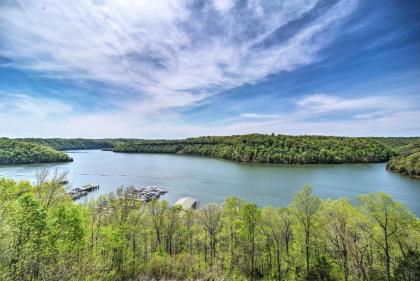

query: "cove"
xmin=0 ymin=150 xmax=419 ymax=214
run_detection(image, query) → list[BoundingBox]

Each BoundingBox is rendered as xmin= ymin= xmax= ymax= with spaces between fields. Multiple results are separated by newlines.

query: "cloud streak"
xmin=296 ymin=94 xmax=412 ymax=115
xmin=0 ymin=0 xmax=358 ymax=112
xmin=0 ymin=92 xmax=74 ymax=118
xmin=4 ymin=0 xmax=417 ymax=138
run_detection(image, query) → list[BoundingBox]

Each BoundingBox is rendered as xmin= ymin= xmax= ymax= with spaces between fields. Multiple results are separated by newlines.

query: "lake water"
xmin=1 ymin=150 xmax=419 ymax=214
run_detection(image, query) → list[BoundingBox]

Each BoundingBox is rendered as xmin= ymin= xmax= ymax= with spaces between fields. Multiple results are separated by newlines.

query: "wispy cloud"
xmin=210 ymin=93 xmax=420 ymax=137
xmin=1 ymin=93 xmax=419 ymax=138
xmin=295 ymin=94 xmax=412 ymax=115
xmin=0 ymin=0 xmax=358 ymax=112
xmin=239 ymin=113 xmax=279 ymax=119
xmin=0 ymin=92 xmax=74 ymax=118
xmin=4 ymin=0 xmax=417 ymax=138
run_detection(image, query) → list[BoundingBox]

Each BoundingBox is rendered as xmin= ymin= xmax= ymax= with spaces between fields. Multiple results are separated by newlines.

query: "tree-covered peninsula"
xmin=371 ymin=138 xmax=420 ymax=178
xmin=113 ymin=134 xmax=395 ymax=164
xmin=386 ymin=143 xmax=420 ymax=178
xmin=0 ymin=139 xmax=72 ymax=165
xmin=0 ymin=176 xmax=419 ymax=281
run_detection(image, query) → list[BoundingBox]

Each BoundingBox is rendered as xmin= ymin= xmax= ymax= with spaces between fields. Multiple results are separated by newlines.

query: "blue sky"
xmin=0 ymin=0 xmax=419 ymax=138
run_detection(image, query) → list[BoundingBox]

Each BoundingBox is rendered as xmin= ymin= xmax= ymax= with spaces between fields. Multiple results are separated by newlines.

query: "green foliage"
xmin=1 ymin=177 xmax=419 ymax=281
xmin=306 ymin=256 xmax=337 ymax=281
xmin=113 ymin=134 xmax=395 ymax=164
xmin=371 ymin=137 xmax=420 ymax=150
xmin=20 ymin=138 xmax=136 ymax=150
xmin=0 ymin=139 xmax=72 ymax=165
xmin=394 ymin=249 xmax=420 ymax=280
xmin=371 ymin=138 xmax=420 ymax=178
xmin=386 ymin=143 xmax=420 ymax=178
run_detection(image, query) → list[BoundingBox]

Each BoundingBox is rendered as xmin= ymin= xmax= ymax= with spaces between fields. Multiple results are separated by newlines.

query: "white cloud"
xmin=0 ymin=93 xmax=74 ymax=118
xmin=0 ymin=0 xmax=358 ymax=113
xmin=239 ymin=113 xmax=279 ymax=119
xmin=3 ymin=90 xmax=418 ymax=138
xmin=1 ymin=106 xmax=419 ymax=138
xmin=206 ymin=93 xmax=420 ymax=137
xmin=9 ymin=0 xmax=417 ymax=138
xmin=296 ymin=94 xmax=411 ymax=114
xmin=213 ymin=0 xmax=235 ymax=12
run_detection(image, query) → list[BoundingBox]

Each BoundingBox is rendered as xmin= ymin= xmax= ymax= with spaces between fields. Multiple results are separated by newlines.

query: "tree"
xmin=262 ymin=207 xmax=286 ymax=281
xmin=240 ymin=203 xmax=261 ymax=280
xmin=280 ymin=208 xmax=293 ymax=257
xmin=291 ymin=185 xmax=321 ymax=277
xmin=198 ymin=203 xmax=222 ymax=268
xmin=321 ymin=198 xmax=359 ymax=281
xmin=9 ymin=194 xmax=47 ymax=281
xmin=358 ymin=192 xmax=413 ymax=281
xmin=165 ymin=206 xmax=181 ymax=254
xmin=149 ymin=200 xmax=168 ymax=248
xmin=35 ymin=168 xmax=69 ymax=209
xmin=222 ymin=197 xmax=242 ymax=273
xmin=394 ymin=249 xmax=420 ymax=281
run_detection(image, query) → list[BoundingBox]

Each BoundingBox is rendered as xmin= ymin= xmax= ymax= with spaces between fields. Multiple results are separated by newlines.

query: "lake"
xmin=1 ymin=150 xmax=419 ymax=214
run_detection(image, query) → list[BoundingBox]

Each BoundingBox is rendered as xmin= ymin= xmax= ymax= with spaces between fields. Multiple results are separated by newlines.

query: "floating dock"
xmin=69 ymin=184 xmax=99 ymax=200
xmin=79 ymin=184 xmax=99 ymax=192
xmin=128 ymin=186 xmax=168 ymax=202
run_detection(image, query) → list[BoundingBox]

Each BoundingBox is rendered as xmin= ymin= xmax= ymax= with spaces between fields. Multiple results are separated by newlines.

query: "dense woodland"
xmin=386 ymin=143 xmax=420 ymax=178
xmin=0 ymin=173 xmax=419 ymax=281
xmin=371 ymin=137 xmax=420 ymax=149
xmin=113 ymin=134 xmax=395 ymax=164
xmin=20 ymin=138 xmax=135 ymax=150
xmin=0 ymin=139 xmax=72 ymax=165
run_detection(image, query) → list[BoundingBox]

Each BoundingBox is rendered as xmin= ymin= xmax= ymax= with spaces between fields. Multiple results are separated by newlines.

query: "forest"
xmin=0 ymin=139 xmax=72 ymax=165
xmin=370 ymin=137 xmax=420 ymax=149
xmin=113 ymin=134 xmax=395 ymax=164
xmin=386 ymin=143 xmax=420 ymax=178
xmin=0 ymin=173 xmax=419 ymax=281
xmin=20 ymin=138 xmax=135 ymax=151
xmin=0 ymin=138 xmax=135 ymax=165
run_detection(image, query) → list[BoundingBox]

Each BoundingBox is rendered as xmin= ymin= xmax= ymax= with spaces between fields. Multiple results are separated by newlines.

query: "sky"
xmin=0 ymin=0 xmax=419 ymax=138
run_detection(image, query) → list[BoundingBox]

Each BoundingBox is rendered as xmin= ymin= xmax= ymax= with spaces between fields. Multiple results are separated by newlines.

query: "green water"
xmin=1 ymin=150 xmax=419 ymax=214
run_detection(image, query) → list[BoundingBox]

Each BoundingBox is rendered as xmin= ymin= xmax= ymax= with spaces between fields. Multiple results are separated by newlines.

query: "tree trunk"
xmin=343 ymin=246 xmax=349 ymax=281
xmin=384 ymin=229 xmax=391 ymax=281
xmin=251 ymin=235 xmax=255 ymax=281
xmin=132 ymin=235 xmax=136 ymax=278
xmin=305 ymin=229 xmax=310 ymax=275
xmin=276 ymin=245 xmax=282 ymax=281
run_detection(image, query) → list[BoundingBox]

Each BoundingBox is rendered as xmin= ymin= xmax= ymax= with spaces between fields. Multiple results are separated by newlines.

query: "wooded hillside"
xmin=0 ymin=139 xmax=72 ymax=165
xmin=113 ymin=134 xmax=395 ymax=164
xmin=20 ymin=138 xmax=129 ymax=150
xmin=386 ymin=143 xmax=420 ymax=178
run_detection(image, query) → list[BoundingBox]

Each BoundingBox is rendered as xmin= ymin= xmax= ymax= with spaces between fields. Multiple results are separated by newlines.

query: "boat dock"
xmin=128 ymin=186 xmax=168 ymax=202
xmin=69 ymin=184 xmax=99 ymax=200
xmin=68 ymin=184 xmax=167 ymax=202
xmin=79 ymin=184 xmax=99 ymax=192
